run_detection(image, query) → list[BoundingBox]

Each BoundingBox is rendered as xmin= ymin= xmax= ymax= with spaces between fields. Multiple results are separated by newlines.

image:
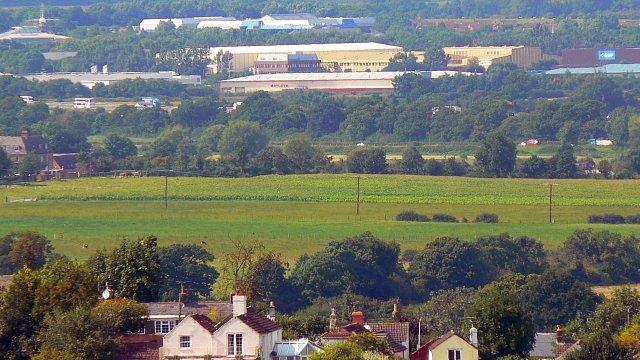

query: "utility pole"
xmin=165 ymin=174 xmax=168 ymax=209
xmin=549 ymin=183 xmax=553 ymax=224
xmin=356 ymin=176 xmax=360 ymax=216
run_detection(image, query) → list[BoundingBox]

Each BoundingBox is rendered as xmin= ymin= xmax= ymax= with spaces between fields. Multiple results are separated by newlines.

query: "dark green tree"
xmin=345 ymin=148 xmax=387 ymax=174
xmin=218 ymin=120 xmax=269 ymax=164
xmin=466 ymin=287 xmax=535 ymax=359
xmin=399 ymin=146 xmax=424 ymax=174
xmin=157 ymin=244 xmax=218 ymax=302
xmin=423 ymin=48 xmax=450 ymax=71
xmin=475 ymin=132 xmax=516 ymax=177
xmin=0 ymin=148 xmax=11 ymax=175
xmin=104 ymin=134 xmax=137 ymax=159
xmin=551 ymin=143 xmax=577 ymax=178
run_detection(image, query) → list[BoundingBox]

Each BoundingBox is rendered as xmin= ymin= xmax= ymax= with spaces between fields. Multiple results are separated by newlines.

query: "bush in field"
xmin=475 ymin=213 xmax=499 ymax=223
xmin=625 ymin=215 xmax=640 ymax=224
xmin=433 ymin=213 xmax=458 ymax=223
xmin=588 ymin=214 xmax=626 ymax=224
xmin=395 ymin=211 xmax=429 ymax=222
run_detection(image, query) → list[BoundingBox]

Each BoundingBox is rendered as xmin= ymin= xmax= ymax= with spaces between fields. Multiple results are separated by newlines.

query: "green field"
xmin=1 ymin=175 xmax=640 ymax=260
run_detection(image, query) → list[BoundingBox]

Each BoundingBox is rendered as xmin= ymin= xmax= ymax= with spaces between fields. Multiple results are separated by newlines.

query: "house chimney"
xmin=392 ymin=303 xmax=401 ymax=322
xmin=556 ymin=325 xmax=565 ymax=344
xmin=232 ymin=291 xmax=247 ymax=317
xmin=469 ymin=322 xmax=478 ymax=348
xmin=179 ymin=283 xmax=188 ymax=304
xmin=351 ymin=311 xmax=365 ymax=325
xmin=267 ymin=301 xmax=276 ymax=321
xmin=20 ymin=130 xmax=29 ymax=139
xmin=329 ymin=308 xmax=337 ymax=331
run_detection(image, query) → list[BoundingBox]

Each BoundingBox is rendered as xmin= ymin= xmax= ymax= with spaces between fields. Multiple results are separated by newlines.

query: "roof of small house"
xmin=142 ymin=301 xmax=232 ymax=319
xmin=368 ymin=322 xmax=410 ymax=344
xmin=115 ymin=334 xmax=162 ymax=360
xmin=237 ymin=308 xmax=281 ymax=334
xmin=53 ymin=153 xmax=78 ymax=170
xmin=191 ymin=314 xmax=222 ymax=333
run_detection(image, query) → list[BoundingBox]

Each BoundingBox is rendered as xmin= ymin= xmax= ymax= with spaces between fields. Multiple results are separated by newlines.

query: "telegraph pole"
xmin=548 ymin=183 xmax=553 ymax=223
xmin=356 ymin=176 xmax=360 ymax=216
xmin=165 ymin=174 xmax=168 ymax=209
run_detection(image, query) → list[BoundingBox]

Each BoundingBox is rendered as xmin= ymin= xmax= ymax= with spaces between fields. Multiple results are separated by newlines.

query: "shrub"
xmin=625 ymin=215 xmax=640 ymax=224
xmin=475 ymin=213 xmax=500 ymax=223
xmin=396 ymin=210 xmax=430 ymax=222
xmin=432 ymin=213 xmax=458 ymax=223
xmin=588 ymin=214 xmax=626 ymax=224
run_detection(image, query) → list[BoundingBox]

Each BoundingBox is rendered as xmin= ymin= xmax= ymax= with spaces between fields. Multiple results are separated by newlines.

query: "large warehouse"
xmin=443 ymin=46 xmax=542 ymax=70
xmin=209 ymin=42 xmax=404 ymax=74
xmin=219 ymin=71 xmax=475 ymax=95
xmin=561 ymin=48 xmax=640 ymax=67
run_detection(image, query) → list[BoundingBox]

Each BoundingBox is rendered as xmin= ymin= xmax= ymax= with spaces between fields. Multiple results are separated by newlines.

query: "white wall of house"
xmin=162 ymin=317 xmax=214 ymax=357
xmin=213 ymin=317 xmax=281 ymax=359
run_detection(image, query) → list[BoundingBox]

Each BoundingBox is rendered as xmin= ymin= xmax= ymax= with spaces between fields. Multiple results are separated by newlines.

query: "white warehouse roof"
xmin=210 ymin=42 xmax=402 ymax=54
xmin=221 ymin=71 xmax=476 ymax=83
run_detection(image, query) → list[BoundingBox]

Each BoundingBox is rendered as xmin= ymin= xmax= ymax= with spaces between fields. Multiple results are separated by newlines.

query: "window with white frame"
xmin=179 ymin=336 xmax=191 ymax=348
xmin=227 ymin=333 xmax=243 ymax=355
xmin=154 ymin=320 xmax=175 ymax=334
xmin=448 ymin=349 xmax=462 ymax=360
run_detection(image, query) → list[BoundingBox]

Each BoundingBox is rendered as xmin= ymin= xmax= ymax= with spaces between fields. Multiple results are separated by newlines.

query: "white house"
xmin=161 ymin=294 xmax=282 ymax=359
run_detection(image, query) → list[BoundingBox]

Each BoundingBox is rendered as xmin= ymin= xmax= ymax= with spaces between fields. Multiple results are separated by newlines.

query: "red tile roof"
xmin=115 ymin=334 xmax=162 ymax=360
xmin=237 ymin=309 xmax=281 ymax=334
xmin=192 ymin=314 xmax=221 ymax=333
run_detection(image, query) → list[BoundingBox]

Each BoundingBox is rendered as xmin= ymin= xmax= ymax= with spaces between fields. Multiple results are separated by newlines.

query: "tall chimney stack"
xmin=329 ymin=308 xmax=337 ymax=331
xmin=469 ymin=322 xmax=478 ymax=348
xmin=20 ymin=130 xmax=29 ymax=139
xmin=556 ymin=325 xmax=565 ymax=344
xmin=267 ymin=301 xmax=276 ymax=321
xmin=392 ymin=302 xmax=400 ymax=322
xmin=232 ymin=290 xmax=247 ymax=317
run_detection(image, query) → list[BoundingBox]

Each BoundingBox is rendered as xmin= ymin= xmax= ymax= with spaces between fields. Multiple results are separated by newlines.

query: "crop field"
xmin=1 ymin=175 xmax=640 ymax=260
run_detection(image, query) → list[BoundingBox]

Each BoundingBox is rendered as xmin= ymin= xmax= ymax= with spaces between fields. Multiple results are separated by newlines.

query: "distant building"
xmin=253 ymin=53 xmax=322 ymax=74
xmin=416 ymin=18 xmax=558 ymax=33
xmin=0 ymin=130 xmax=52 ymax=170
xmin=562 ymin=47 xmax=640 ymax=67
xmin=21 ymin=71 xmax=201 ymax=89
xmin=159 ymin=294 xmax=282 ymax=359
xmin=443 ymin=46 xmax=542 ymax=70
xmin=0 ymin=26 xmax=70 ymax=43
xmin=544 ymin=63 xmax=640 ymax=76
xmin=258 ymin=13 xmax=319 ymax=29
xmin=411 ymin=330 xmax=479 ymax=360
xmin=139 ymin=17 xmax=238 ymax=31
xmin=210 ymin=42 xmax=404 ymax=74
xmin=529 ymin=327 xmax=581 ymax=360
xmin=220 ymin=71 xmax=477 ymax=95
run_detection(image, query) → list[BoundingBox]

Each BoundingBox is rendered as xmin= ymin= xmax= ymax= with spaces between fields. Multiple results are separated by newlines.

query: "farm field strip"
xmin=3 ymin=175 xmax=640 ymax=206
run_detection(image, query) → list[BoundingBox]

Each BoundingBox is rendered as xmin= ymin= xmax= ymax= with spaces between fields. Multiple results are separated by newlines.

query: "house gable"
xmin=162 ymin=316 xmax=215 ymax=358
xmin=429 ymin=332 xmax=478 ymax=360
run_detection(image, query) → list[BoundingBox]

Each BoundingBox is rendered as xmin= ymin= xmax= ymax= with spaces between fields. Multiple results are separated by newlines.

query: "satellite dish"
xmin=102 ymin=288 xmax=111 ymax=300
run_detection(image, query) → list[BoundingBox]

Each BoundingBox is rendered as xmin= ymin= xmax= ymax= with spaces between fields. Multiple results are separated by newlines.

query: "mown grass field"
xmin=1 ymin=175 xmax=640 ymax=260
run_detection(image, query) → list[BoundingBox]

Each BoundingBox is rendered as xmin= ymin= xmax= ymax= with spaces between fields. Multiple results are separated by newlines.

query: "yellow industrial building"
xmin=443 ymin=46 xmax=542 ymax=69
xmin=209 ymin=42 xmax=404 ymax=74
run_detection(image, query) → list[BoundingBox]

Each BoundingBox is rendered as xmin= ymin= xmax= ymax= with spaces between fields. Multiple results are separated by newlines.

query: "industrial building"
xmin=139 ymin=17 xmax=238 ymax=31
xmin=561 ymin=48 xmax=640 ymax=67
xmin=544 ymin=64 xmax=640 ymax=76
xmin=21 ymin=71 xmax=201 ymax=89
xmin=0 ymin=26 xmax=70 ymax=43
xmin=209 ymin=42 xmax=403 ymax=74
xmin=219 ymin=71 xmax=476 ymax=95
xmin=443 ymin=46 xmax=542 ymax=70
xmin=253 ymin=53 xmax=322 ymax=74
xmin=140 ymin=13 xmax=374 ymax=32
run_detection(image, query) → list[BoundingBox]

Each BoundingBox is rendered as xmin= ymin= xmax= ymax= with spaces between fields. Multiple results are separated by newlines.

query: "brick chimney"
xmin=20 ymin=130 xmax=29 ymax=139
xmin=179 ymin=283 xmax=188 ymax=304
xmin=267 ymin=301 xmax=276 ymax=321
xmin=392 ymin=303 xmax=401 ymax=322
xmin=329 ymin=308 xmax=337 ymax=331
xmin=556 ymin=325 xmax=565 ymax=344
xmin=351 ymin=311 xmax=365 ymax=325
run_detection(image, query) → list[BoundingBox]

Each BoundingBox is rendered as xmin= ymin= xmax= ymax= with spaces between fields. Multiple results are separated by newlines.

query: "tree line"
xmin=1 ymin=227 xmax=640 ymax=359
